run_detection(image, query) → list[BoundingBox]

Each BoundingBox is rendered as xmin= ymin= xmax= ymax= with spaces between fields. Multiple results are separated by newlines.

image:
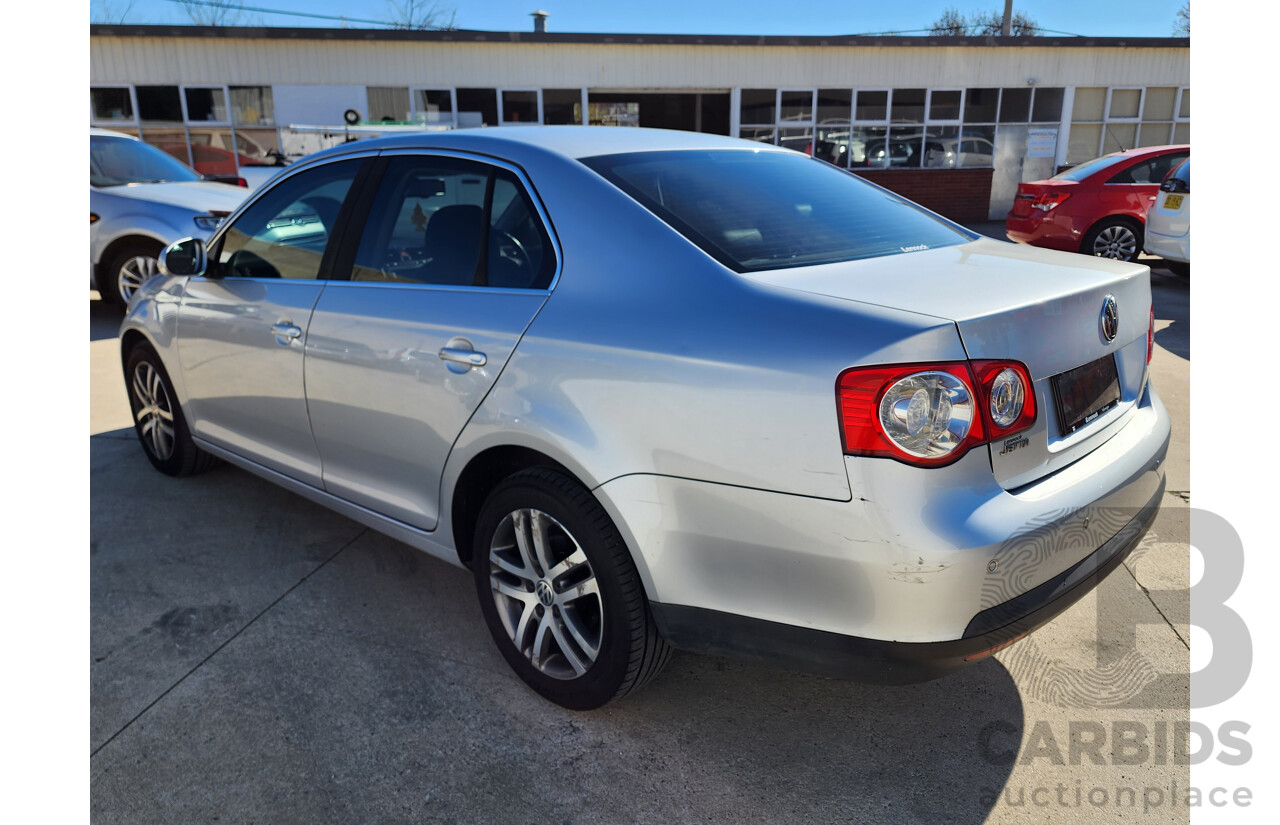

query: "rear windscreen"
xmin=581 ymin=150 xmax=973 ymax=272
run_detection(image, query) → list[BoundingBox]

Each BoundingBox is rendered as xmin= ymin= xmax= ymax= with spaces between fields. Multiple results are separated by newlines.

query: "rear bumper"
xmin=651 ymin=477 xmax=1161 ymax=684
xmin=1005 ymin=212 xmax=1083 ymax=252
xmin=597 ymin=381 xmax=1170 ymax=682
xmin=1144 ymin=230 xmax=1190 ymax=264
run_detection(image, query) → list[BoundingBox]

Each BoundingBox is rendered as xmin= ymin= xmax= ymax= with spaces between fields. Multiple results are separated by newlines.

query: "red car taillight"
xmin=838 ymin=360 xmax=1036 ymax=468
xmin=1030 ymin=191 xmax=1071 ymax=212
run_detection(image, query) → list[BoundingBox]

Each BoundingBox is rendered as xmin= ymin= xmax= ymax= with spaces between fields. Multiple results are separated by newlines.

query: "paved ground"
xmin=89 ymin=243 xmax=1192 ymax=823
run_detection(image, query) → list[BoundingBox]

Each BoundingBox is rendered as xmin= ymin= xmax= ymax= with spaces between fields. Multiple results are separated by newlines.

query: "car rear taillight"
xmin=1030 ymin=192 xmax=1071 ymax=212
xmin=1147 ymin=304 xmax=1155 ymax=365
xmin=838 ymin=359 xmax=1036 ymax=468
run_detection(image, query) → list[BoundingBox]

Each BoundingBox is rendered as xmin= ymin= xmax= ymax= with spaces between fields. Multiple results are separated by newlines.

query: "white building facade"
xmin=89 ymin=25 xmax=1190 ymax=221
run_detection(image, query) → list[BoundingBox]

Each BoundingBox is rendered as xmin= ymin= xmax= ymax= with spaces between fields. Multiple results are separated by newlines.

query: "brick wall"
xmin=850 ymin=168 xmax=994 ymax=224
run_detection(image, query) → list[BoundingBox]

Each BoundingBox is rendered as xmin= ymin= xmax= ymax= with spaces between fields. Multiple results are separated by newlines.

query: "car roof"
xmin=305 ymin=125 xmax=791 ymax=164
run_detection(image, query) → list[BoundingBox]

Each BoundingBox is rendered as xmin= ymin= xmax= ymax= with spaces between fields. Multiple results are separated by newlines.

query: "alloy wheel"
xmin=487 ymin=508 xmax=603 ymax=680
xmin=1091 ymin=225 xmax=1138 ymax=260
xmin=118 ymin=254 xmax=159 ymax=304
xmin=131 ymin=361 xmax=176 ymax=461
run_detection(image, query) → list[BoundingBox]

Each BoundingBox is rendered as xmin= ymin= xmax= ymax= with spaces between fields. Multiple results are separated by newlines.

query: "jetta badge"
xmin=1100 ymin=294 xmax=1119 ymax=342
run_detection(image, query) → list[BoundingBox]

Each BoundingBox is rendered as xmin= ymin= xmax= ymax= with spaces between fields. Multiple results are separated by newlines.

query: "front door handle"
xmin=271 ymin=322 xmax=302 ymax=346
xmin=438 ymin=347 xmax=487 ymax=367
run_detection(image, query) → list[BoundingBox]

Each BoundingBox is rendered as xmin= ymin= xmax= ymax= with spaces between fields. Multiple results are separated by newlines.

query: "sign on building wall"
xmin=1027 ymin=128 xmax=1059 ymax=158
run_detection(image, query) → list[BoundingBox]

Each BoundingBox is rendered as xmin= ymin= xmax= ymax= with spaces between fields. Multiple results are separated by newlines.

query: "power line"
xmin=159 ymin=0 xmax=410 ymax=28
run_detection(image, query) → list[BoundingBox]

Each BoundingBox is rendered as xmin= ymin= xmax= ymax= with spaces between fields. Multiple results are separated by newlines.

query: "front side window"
xmin=583 ymin=149 xmax=972 ymax=272
xmin=349 ymin=156 xmax=554 ymax=289
xmin=213 ymin=159 xmax=361 ymax=280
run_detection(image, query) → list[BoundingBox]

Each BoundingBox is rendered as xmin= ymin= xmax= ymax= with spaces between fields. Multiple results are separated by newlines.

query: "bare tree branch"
xmin=92 ymin=0 xmax=135 ymax=24
xmin=930 ymin=6 xmax=1038 ymax=37
xmin=1173 ymin=3 xmax=1190 ymax=35
xmin=386 ymin=0 xmax=458 ymax=31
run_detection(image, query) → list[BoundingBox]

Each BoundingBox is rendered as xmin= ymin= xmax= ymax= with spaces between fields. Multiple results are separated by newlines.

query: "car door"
xmin=176 ymin=156 xmax=367 ymax=486
xmin=304 ymin=152 xmax=557 ymax=530
xmin=1101 ymin=150 xmax=1189 ymax=218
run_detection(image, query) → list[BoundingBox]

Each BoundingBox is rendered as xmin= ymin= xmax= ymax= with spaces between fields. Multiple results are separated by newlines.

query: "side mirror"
xmin=158 ymin=237 xmax=207 ymax=277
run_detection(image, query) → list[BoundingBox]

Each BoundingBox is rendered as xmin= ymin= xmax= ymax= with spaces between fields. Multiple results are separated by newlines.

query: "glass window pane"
xmin=414 ymin=89 xmax=453 ymax=124
xmin=582 ymin=149 xmax=972 ymax=272
xmin=891 ymin=89 xmax=925 ymax=123
xmin=849 ymin=126 xmax=888 ymax=166
xmin=815 ymin=126 xmax=852 ymax=166
xmin=1101 ymin=123 xmax=1137 ymax=154
xmin=1109 ymin=89 xmax=1141 ymax=119
xmin=959 ymin=126 xmax=996 ymax=167
xmin=501 ymin=91 xmax=538 ymax=124
xmin=1031 ymin=87 xmax=1064 ymax=123
xmin=928 ymin=90 xmax=962 ymax=121
xmin=1179 ymin=89 xmax=1190 ymax=118
xmin=1143 ymin=87 xmax=1177 ymax=121
xmin=1066 ymin=123 xmax=1102 ymax=164
xmin=1136 ymin=123 xmax=1173 ymax=147
xmin=368 ymin=87 xmax=410 ymax=122
xmin=456 ymin=88 xmax=498 ymax=127
xmin=816 ymin=89 xmax=851 ymax=123
xmin=1172 ymin=122 xmax=1190 ymax=143
xmin=184 ymin=88 xmax=227 ymax=122
xmin=740 ymin=89 xmax=776 ymax=124
xmin=964 ymin=88 xmax=998 ymax=123
xmin=187 ymin=128 xmax=239 ymax=177
xmin=230 ymin=86 xmax=274 ymax=126
xmin=922 ymin=125 xmax=960 ymax=167
xmin=140 ymin=128 xmax=190 ymax=166
xmin=91 ymin=87 xmax=133 ymax=121
xmin=234 ymin=128 xmax=283 ymax=167
xmin=887 ymin=126 xmax=924 ymax=166
xmin=740 ymin=127 xmax=775 ymax=144
xmin=136 ymin=86 xmax=183 ymax=123
xmin=351 ymin=156 xmax=489 ymax=285
xmin=587 ymin=101 xmax=639 ymax=127
xmin=217 ymin=159 xmax=361 ymax=280
xmin=1072 ymin=88 xmax=1107 ymax=122
xmin=999 ymin=88 xmax=1031 ymax=122
xmin=542 ymin=89 xmax=582 ymax=125
xmin=488 ymin=171 xmax=554 ymax=289
xmin=778 ymin=127 xmax=814 ymax=154
xmin=780 ymin=91 xmax=813 ymax=123
xmin=854 ymin=90 xmax=888 ymax=121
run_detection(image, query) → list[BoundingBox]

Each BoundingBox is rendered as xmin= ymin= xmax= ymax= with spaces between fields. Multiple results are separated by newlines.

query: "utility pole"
xmin=1002 ymin=0 xmax=1013 ymax=36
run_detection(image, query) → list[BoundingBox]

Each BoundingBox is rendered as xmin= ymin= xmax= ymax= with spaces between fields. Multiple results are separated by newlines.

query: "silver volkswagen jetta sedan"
xmin=120 ymin=127 xmax=1169 ymax=710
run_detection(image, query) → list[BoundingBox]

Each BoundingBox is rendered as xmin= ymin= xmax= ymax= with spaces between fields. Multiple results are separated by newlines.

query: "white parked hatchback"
xmin=1144 ymin=157 xmax=1190 ymax=276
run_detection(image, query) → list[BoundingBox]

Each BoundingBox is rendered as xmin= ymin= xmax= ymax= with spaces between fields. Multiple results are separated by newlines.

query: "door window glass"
xmin=214 ymin=159 xmax=361 ymax=280
xmin=350 ymin=156 xmax=553 ymax=289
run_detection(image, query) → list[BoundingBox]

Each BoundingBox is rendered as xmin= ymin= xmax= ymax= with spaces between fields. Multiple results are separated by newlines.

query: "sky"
xmin=92 ymin=0 xmax=1190 ymax=39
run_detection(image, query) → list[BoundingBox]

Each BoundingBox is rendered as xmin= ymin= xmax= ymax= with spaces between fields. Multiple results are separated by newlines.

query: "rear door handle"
xmin=271 ymin=322 xmax=302 ymax=346
xmin=438 ymin=347 xmax=487 ymax=367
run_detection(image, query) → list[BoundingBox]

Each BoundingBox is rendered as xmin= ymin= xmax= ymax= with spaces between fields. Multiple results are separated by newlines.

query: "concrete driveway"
xmin=90 ymin=254 xmax=1191 ymax=823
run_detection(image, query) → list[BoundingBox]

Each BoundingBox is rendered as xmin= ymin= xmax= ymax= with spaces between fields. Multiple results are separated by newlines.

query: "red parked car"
xmin=1006 ymin=144 xmax=1189 ymax=262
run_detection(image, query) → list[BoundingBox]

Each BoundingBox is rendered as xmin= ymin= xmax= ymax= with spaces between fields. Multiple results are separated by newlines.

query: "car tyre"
xmin=472 ymin=468 xmax=671 ymax=710
xmin=1082 ymin=218 xmax=1142 ymax=262
xmin=125 ymin=343 xmax=220 ymax=477
xmin=103 ymin=240 xmax=164 ymax=307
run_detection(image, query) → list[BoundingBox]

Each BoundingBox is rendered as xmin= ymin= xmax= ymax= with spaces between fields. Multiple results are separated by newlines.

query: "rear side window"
xmin=1051 ymin=154 xmax=1126 ymax=182
xmin=348 ymin=155 xmax=554 ymax=289
xmin=582 ymin=150 xmax=972 ymax=272
xmin=1107 ymin=152 xmax=1189 ymax=184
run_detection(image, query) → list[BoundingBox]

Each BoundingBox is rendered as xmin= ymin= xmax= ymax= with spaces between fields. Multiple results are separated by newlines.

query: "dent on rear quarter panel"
xmin=450 ymin=150 xmax=969 ymax=502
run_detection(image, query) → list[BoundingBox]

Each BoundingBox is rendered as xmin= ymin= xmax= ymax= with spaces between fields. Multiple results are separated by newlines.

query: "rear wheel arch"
xmin=1081 ymin=214 xmax=1144 ymax=261
xmin=450 ymin=445 xmax=573 ymax=570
